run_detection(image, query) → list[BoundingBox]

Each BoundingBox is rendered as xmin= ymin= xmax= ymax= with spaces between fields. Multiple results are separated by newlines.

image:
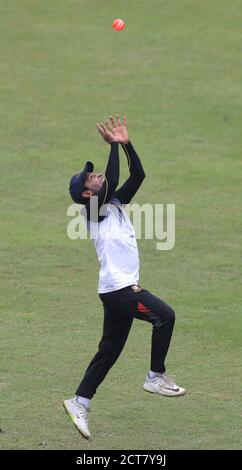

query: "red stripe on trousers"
xmin=138 ymin=302 xmax=151 ymax=313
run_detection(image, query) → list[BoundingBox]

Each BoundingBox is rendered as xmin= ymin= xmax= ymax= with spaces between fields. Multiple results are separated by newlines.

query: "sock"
xmin=148 ymin=370 xmax=162 ymax=379
xmin=76 ymin=395 xmax=90 ymax=409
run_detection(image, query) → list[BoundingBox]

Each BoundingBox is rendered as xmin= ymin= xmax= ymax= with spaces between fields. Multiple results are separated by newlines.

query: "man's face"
xmin=84 ymin=172 xmax=105 ymax=194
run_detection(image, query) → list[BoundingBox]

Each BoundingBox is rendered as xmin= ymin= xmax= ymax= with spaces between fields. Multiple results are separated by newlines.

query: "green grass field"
xmin=0 ymin=0 xmax=242 ymax=450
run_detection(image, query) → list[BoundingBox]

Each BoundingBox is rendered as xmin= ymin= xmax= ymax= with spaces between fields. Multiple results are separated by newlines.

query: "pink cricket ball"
xmin=112 ymin=18 xmax=125 ymax=31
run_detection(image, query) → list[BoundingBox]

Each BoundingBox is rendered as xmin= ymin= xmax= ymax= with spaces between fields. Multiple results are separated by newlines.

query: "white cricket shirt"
xmin=89 ymin=197 xmax=139 ymax=293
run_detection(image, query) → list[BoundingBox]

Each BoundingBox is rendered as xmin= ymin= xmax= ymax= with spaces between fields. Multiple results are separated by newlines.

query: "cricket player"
xmin=64 ymin=116 xmax=185 ymax=439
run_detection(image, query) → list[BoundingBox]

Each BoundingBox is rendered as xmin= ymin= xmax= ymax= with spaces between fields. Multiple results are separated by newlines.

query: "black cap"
xmin=69 ymin=161 xmax=94 ymax=204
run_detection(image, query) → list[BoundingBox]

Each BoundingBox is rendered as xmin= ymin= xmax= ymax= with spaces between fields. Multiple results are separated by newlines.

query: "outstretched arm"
xmin=85 ymin=122 xmax=120 ymax=222
xmin=104 ymin=115 xmax=145 ymax=204
xmin=95 ymin=116 xmax=132 ymax=207
xmin=96 ymin=141 xmax=120 ymax=206
xmin=115 ymin=141 xmax=145 ymax=204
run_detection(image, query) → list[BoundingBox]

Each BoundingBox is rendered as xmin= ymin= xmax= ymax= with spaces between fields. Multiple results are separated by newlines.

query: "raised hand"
xmin=96 ymin=115 xmax=129 ymax=144
xmin=105 ymin=115 xmax=129 ymax=144
xmin=96 ymin=121 xmax=116 ymax=143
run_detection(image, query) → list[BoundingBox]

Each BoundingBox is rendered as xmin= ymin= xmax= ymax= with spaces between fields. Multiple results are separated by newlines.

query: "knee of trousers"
xmin=153 ymin=306 xmax=175 ymax=328
xmin=165 ymin=306 xmax=175 ymax=324
xmin=169 ymin=307 xmax=175 ymax=325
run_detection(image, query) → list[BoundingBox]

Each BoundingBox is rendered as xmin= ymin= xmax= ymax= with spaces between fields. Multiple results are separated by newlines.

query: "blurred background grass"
xmin=0 ymin=0 xmax=241 ymax=449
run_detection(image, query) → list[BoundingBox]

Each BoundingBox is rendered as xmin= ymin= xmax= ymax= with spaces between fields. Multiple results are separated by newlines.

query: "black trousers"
xmin=76 ymin=285 xmax=175 ymax=399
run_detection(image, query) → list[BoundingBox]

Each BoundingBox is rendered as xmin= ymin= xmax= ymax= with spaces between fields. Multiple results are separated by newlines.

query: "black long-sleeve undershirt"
xmin=86 ymin=141 xmax=145 ymax=223
xmin=85 ymin=142 xmax=119 ymax=222
xmin=115 ymin=142 xmax=145 ymax=204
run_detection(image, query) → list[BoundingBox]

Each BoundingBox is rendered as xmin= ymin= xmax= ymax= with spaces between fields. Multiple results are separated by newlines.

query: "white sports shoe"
xmin=143 ymin=373 xmax=186 ymax=397
xmin=63 ymin=398 xmax=91 ymax=438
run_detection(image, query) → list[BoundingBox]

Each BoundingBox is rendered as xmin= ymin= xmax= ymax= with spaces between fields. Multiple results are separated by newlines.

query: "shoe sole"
xmin=63 ymin=401 xmax=91 ymax=439
xmin=143 ymin=384 xmax=186 ymax=397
